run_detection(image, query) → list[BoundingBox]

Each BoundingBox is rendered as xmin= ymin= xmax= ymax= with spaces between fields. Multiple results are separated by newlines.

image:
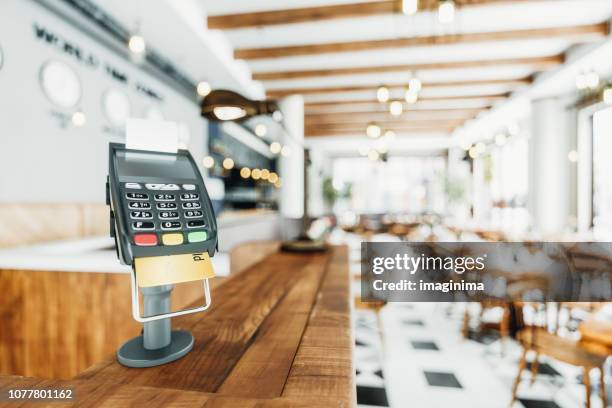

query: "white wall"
xmin=0 ymin=0 xmax=208 ymax=203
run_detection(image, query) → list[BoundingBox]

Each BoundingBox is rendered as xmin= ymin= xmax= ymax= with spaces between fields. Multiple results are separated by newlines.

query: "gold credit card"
xmin=134 ymin=252 xmax=215 ymax=288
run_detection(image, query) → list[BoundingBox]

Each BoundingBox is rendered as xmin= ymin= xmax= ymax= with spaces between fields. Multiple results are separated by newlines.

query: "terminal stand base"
xmin=117 ymin=330 xmax=194 ymax=368
xmin=117 ymin=284 xmax=194 ymax=368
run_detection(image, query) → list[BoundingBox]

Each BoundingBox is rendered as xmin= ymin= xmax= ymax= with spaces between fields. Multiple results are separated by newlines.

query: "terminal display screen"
xmin=115 ymin=151 xmax=196 ymax=180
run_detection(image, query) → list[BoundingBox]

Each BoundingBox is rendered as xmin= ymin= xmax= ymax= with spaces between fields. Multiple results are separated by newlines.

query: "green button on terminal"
xmin=188 ymin=231 xmax=208 ymax=243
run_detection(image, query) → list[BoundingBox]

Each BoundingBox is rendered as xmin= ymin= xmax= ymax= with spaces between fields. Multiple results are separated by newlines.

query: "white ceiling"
xmin=197 ymin=0 xmax=612 ymax=150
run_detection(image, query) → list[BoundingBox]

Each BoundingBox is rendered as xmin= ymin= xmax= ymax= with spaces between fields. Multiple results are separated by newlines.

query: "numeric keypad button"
xmin=161 ymin=221 xmax=181 ymax=231
xmin=154 ymin=194 xmax=175 ymax=202
xmin=159 ymin=211 xmax=179 ymax=220
xmin=125 ymin=183 xmax=142 ymax=189
xmin=132 ymin=221 xmax=155 ymax=230
xmin=126 ymin=192 xmax=148 ymax=200
xmin=187 ymin=220 xmax=206 ymax=228
xmin=184 ymin=210 xmax=203 ymax=218
xmin=182 ymin=184 xmax=196 ymax=190
xmin=130 ymin=211 xmax=153 ymax=220
xmin=156 ymin=202 xmax=177 ymax=210
xmin=128 ymin=202 xmax=151 ymax=209
xmin=180 ymin=193 xmax=199 ymax=201
xmin=182 ymin=202 xmax=201 ymax=210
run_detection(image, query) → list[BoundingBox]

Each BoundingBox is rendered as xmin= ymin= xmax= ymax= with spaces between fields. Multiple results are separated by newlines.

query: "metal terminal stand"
xmin=117 ymin=285 xmax=194 ymax=367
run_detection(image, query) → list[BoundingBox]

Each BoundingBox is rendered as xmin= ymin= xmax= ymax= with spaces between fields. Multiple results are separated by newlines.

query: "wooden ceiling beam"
xmin=253 ymin=55 xmax=563 ymax=80
xmin=304 ymin=93 xmax=509 ymax=108
xmin=305 ymin=128 xmax=456 ymax=137
xmin=267 ymin=78 xmax=529 ymax=98
xmin=208 ymin=0 xmax=535 ymax=30
xmin=306 ymin=119 xmax=465 ymax=131
xmin=236 ymin=23 xmax=608 ymax=59
xmin=305 ymin=108 xmax=484 ymax=123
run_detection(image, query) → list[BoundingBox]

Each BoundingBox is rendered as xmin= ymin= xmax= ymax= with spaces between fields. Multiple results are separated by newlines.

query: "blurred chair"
xmin=511 ymin=324 xmax=607 ymax=408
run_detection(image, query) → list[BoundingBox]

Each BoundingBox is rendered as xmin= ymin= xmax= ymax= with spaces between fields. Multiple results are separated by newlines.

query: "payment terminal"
xmin=107 ymin=137 xmax=218 ymax=368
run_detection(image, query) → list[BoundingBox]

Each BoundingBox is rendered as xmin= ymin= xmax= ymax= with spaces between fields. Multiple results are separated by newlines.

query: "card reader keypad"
xmin=121 ymin=182 xmax=208 ymax=247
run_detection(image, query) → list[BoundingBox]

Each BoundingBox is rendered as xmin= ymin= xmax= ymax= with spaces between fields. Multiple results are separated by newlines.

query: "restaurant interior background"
xmin=1 ymin=0 xmax=612 ymax=407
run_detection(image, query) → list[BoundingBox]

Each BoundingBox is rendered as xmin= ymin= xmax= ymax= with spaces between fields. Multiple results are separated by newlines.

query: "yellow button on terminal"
xmin=162 ymin=233 xmax=184 ymax=246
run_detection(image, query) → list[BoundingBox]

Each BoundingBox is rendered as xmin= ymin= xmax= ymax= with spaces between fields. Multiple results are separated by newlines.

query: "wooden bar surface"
xmin=0 ymin=246 xmax=353 ymax=407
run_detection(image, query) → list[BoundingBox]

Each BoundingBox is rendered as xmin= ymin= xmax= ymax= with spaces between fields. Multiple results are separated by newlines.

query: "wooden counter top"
xmin=0 ymin=246 xmax=354 ymax=407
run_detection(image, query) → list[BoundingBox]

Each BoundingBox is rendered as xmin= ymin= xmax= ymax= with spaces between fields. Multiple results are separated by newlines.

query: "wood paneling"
xmin=268 ymin=78 xmax=530 ymax=98
xmin=0 ymin=269 xmax=207 ymax=379
xmin=209 ymin=0 xmax=536 ymax=30
xmin=0 ymin=204 xmax=108 ymax=248
xmin=254 ymin=55 xmax=563 ymax=80
xmin=236 ymin=23 xmax=608 ymax=59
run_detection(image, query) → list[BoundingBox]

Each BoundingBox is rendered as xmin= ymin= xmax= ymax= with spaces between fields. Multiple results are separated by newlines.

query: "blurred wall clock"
xmin=102 ymin=88 xmax=131 ymax=127
xmin=39 ymin=60 xmax=82 ymax=108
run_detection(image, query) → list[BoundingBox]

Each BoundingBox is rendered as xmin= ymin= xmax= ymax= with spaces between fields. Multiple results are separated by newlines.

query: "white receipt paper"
xmin=126 ymin=118 xmax=179 ymax=153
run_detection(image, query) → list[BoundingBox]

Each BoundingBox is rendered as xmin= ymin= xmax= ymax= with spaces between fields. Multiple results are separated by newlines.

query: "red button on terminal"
xmin=134 ymin=233 xmax=157 ymax=246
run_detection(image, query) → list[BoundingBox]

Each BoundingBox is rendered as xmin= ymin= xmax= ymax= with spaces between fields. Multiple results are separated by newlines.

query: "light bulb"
xmin=213 ymin=106 xmax=247 ymax=121
xmin=270 ymin=142 xmax=282 ymax=154
xmin=389 ymin=100 xmax=403 ymax=116
xmin=603 ymin=88 xmax=612 ymax=105
xmin=71 ymin=111 xmax=86 ymax=127
xmin=438 ymin=0 xmax=455 ymax=24
xmin=586 ymin=71 xmax=600 ymax=90
xmin=128 ymin=35 xmax=146 ymax=54
xmin=251 ymin=168 xmax=262 ymax=180
xmin=240 ymin=167 xmax=251 ymax=178
xmin=368 ymin=150 xmax=380 ymax=161
xmin=384 ymin=130 xmax=396 ymax=140
xmin=409 ymin=77 xmax=422 ymax=93
xmin=196 ymin=81 xmax=211 ymax=97
xmin=402 ymin=0 xmax=418 ymax=15
xmin=203 ymin=156 xmax=215 ymax=169
xmin=261 ymin=169 xmax=270 ymax=180
xmin=366 ymin=123 xmax=382 ymax=138
xmin=254 ymin=123 xmax=267 ymax=137
xmin=468 ymin=146 xmax=479 ymax=159
xmin=405 ymin=89 xmax=418 ymax=104
xmin=576 ymin=73 xmax=588 ymax=90
xmin=268 ymin=173 xmax=279 ymax=183
xmin=376 ymin=86 xmax=390 ymax=103
xmin=222 ymin=157 xmax=234 ymax=170
xmin=272 ymin=110 xmax=283 ymax=122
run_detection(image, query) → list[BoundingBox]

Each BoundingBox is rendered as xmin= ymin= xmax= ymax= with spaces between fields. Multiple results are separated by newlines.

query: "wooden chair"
xmin=511 ymin=325 xmax=608 ymax=408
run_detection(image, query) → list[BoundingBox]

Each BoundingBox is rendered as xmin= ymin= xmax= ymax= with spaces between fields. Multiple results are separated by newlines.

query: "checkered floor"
xmin=354 ymin=303 xmax=609 ymax=408
xmin=339 ymin=233 xmax=612 ymax=408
